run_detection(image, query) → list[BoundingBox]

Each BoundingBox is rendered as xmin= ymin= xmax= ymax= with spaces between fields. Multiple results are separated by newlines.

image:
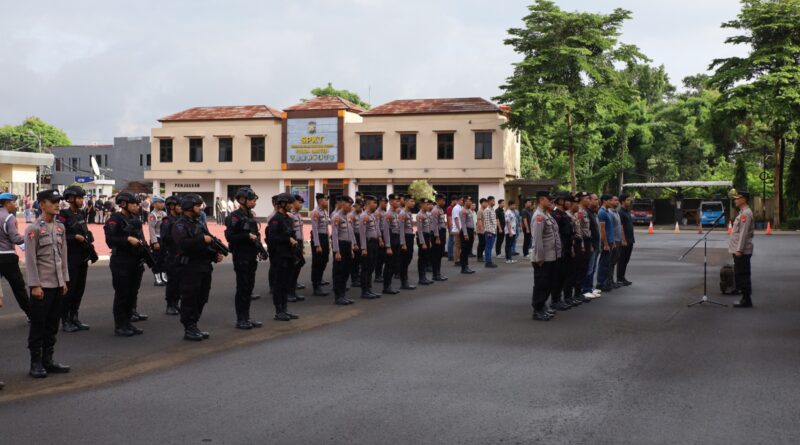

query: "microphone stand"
xmin=679 ymin=212 xmax=727 ymax=308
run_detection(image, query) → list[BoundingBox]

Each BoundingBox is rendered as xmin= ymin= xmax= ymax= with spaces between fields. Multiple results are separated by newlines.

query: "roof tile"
xmin=284 ymin=96 xmax=366 ymax=113
xmin=159 ymin=105 xmax=282 ymax=122
xmin=363 ymin=97 xmax=500 ymax=116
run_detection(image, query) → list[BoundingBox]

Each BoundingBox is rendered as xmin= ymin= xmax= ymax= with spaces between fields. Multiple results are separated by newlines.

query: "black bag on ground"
xmin=720 ymin=264 xmax=736 ymax=294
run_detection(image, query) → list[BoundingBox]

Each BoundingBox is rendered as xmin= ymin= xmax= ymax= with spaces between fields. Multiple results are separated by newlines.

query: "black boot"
xmin=183 ymin=325 xmax=203 ymax=341
xmin=734 ymin=293 xmax=753 ymax=308
xmin=42 ymin=349 xmax=70 ymax=374
xmin=72 ymin=312 xmax=90 ymax=330
xmin=29 ymin=351 xmax=47 ymax=379
xmin=460 ymin=266 xmax=475 ymax=274
xmin=62 ymin=314 xmax=79 ymax=333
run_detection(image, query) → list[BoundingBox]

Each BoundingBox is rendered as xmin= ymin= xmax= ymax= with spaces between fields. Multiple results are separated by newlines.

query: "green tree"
xmin=495 ymin=0 xmax=645 ymax=192
xmin=733 ymin=156 xmax=749 ymax=192
xmin=710 ymin=0 xmax=800 ymax=226
xmin=310 ymin=82 xmax=371 ymax=109
xmin=786 ymin=141 xmax=800 ymax=216
xmin=0 ymin=116 xmax=71 ymax=152
xmin=407 ymin=179 xmax=435 ymax=201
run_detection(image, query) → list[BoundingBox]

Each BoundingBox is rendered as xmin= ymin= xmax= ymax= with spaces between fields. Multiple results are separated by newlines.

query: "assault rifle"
xmin=122 ymin=217 xmax=156 ymax=269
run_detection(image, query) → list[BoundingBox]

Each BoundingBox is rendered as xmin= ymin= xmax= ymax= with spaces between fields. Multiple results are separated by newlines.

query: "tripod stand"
xmin=679 ymin=213 xmax=727 ymax=308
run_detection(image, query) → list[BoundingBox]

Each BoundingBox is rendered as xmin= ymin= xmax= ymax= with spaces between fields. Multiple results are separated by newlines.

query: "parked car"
xmin=699 ymin=201 xmax=726 ymax=226
xmin=630 ymin=199 xmax=655 ymax=224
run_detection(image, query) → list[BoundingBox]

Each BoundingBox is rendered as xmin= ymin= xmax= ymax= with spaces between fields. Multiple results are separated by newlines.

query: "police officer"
xmin=431 ymin=194 xmax=448 ymax=281
xmin=161 ymin=196 xmax=182 ymax=315
xmin=358 ymin=195 xmax=380 ymax=299
xmin=288 ymin=194 xmax=307 ymax=303
xmin=173 ymin=193 xmax=223 ymax=340
xmin=374 ymin=196 xmax=388 ymax=283
xmin=331 ymin=195 xmax=356 ymax=305
xmin=399 ymin=195 xmax=417 ymax=289
xmin=0 ymin=192 xmax=30 ymax=321
xmin=349 ymin=199 xmax=363 ymax=288
xmin=268 ymin=193 xmax=300 ymax=321
xmin=105 ymin=192 xmax=148 ymax=337
xmin=531 ymin=191 xmax=560 ymax=321
xmin=416 ymin=198 xmax=435 ymax=285
xmin=148 ymin=195 xmax=168 ymax=287
xmin=225 ymin=187 xmax=264 ymax=330
xmin=57 ymin=186 xmax=97 ymax=332
xmin=549 ymin=191 xmax=576 ymax=311
xmin=310 ymin=193 xmax=331 ymax=296
xmin=381 ymin=194 xmax=404 ymax=294
xmin=729 ymin=191 xmax=755 ymax=308
xmin=25 ymin=189 xmax=71 ymax=378
xmin=459 ymin=196 xmax=476 ymax=274
xmin=570 ymin=192 xmax=592 ymax=303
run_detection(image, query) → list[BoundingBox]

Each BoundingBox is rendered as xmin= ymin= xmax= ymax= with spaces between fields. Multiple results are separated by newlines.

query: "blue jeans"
xmin=447 ymin=232 xmax=455 ymax=261
xmin=582 ymin=248 xmax=599 ymax=293
xmin=512 ymin=233 xmax=519 ymax=254
xmin=483 ymin=233 xmax=495 ymax=264
xmin=596 ymin=249 xmax=612 ymax=289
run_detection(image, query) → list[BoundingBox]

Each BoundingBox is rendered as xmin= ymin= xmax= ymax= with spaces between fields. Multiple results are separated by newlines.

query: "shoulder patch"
xmin=740 ymin=215 xmax=746 ymax=223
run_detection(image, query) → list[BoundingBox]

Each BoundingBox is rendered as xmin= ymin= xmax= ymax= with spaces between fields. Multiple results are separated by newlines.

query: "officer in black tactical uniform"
xmin=104 ymin=192 xmax=148 ymax=337
xmin=57 ymin=186 xmax=97 ymax=333
xmin=161 ymin=195 xmax=182 ymax=315
xmin=267 ymin=193 xmax=300 ymax=321
xmin=173 ymin=193 xmax=224 ymax=341
xmin=225 ymin=187 xmax=264 ymax=330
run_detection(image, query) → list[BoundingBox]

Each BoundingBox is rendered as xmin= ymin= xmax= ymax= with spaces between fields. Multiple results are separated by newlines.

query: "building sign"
xmin=290 ymin=185 xmax=310 ymax=211
xmin=173 ymin=183 xmax=201 ymax=189
xmin=286 ymin=117 xmax=338 ymax=164
xmin=74 ymin=176 xmax=95 ymax=184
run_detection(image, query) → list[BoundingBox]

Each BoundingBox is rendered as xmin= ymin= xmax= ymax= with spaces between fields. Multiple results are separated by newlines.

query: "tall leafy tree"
xmin=786 ymin=141 xmax=800 ymax=217
xmin=495 ymin=0 xmax=644 ymax=192
xmin=310 ymin=82 xmax=371 ymax=109
xmin=710 ymin=0 xmax=800 ymax=226
xmin=733 ymin=156 xmax=749 ymax=192
xmin=0 ymin=117 xmax=71 ymax=152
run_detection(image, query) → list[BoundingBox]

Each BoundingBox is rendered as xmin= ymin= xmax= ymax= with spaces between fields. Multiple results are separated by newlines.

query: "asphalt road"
xmin=1 ymin=232 xmax=799 ymax=444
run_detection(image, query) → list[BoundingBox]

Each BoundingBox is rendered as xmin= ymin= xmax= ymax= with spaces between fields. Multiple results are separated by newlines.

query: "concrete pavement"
xmin=1 ymin=233 xmax=799 ymax=444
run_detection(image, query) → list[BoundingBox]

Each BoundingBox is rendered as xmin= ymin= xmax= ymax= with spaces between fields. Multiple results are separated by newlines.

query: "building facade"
xmin=0 ymin=150 xmax=54 ymax=198
xmin=145 ymin=97 xmax=520 ymax=216
xmin=50 ymin=136 xmax=152 ymax=195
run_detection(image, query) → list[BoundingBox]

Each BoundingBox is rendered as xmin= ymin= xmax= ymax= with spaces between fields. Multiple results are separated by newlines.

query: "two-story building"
xmin=145 ymin=97 xmax=520 ymax=216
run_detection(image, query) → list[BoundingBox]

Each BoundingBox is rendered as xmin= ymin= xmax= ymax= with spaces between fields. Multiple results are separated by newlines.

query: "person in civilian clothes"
xmin=729 ymin=191 xmax=755 ymax=308
xmin=415 ymin=198 xmax=435 ymax=285
xmin=430 ymin=195 xmax=448 ymax=281
xmin=451 ymin=197 xmax=463 ymax=266
xmin=399 ymin=195 xmax=416 ymax=289
xmin=504 ymin=200 xmax=518 ymax=263
xmin=358 ymin=195 xmax=380 ymax=299
xmin=530 ymin=191 xmax=559 ymax=321
xmin=459 ymin=196 xmax=476 ymax=274
xmin=0 ymin=192 xmax=30 ymax=321
xmin=476 ymin=198 xmax=487 ymax=263
xmin=310 ymin=193 xmax=331 ymax=296
xmin=331 ymin=195 xmax=356 ymax=305
xmin=521 ymin=199 xmax=533 ymax=258
xmin=25 ymin=189 xmax=71 ymax=378
xmin=616 ymin=193 xmax=635 ymax=286
xmin=581 ymin=193 xmax=603 ymax=299
xmin=609 ymin=196 xmax=626 ymax=288
xmin=381 ymin=194 xmax=404 ymax=294
xmin=374 ymin=196 xmax=388 ymax=283
xmin=494 ymin=199 xmax=506 ymax=258
xmin=480 ymin=196 xmax=498 ymax=268
xmin=596 ymin=195 xmax=616 ymax=292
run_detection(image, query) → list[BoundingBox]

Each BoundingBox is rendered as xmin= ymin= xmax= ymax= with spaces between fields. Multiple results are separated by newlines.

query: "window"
xmin=400 ymin=134 xmax=416 ymax=160
xmin=146 ymin=154 xmax=151 ymax=166
xmin=437 ymin=133 xmax=454 ymax=160
xmin=474 ymin=132 xmax=492 ymax=159
xmin=55 ymin=158 xmax=62 ymax=171
xmin=70 ymin=158 xmax=79 ymax=172
xmin=360 ymin=134 xmax=383 ymax=160
xmin=159 ymin=139 xmax=173 ymax=163
xmin=104 ymin=154 xmax=108 ymax=166
xmin=218 ymin=137 xmax=233 ymax=162
xmin=139 ymin=154 xmax=144 ymax=166
xmin=357 ymin=185 xmax=387 ymax=198
xmin=251 ymin=137 xmax=265 ymax=162
xmin=189 ymin=138 xmax=203 ymax=162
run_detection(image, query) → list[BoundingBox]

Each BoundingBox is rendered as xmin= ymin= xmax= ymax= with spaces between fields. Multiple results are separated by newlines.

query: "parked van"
xmin=630 ymin=199 xmax=655 ymax=224
xmin=699 ymin=201 xmax=726 ymax=226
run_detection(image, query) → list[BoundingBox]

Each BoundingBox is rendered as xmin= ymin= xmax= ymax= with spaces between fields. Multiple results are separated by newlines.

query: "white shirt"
xmin=451 ymin=204 xmax=462 ymax=233
xmin=504 ymin=209 xmax=517 ymax=236
xmin=227 ymin=199 xmax=235 ymax=212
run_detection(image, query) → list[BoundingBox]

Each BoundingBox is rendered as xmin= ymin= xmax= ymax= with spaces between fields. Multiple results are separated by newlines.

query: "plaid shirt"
xmin=481 ymin=207 xmax=497 ymax=234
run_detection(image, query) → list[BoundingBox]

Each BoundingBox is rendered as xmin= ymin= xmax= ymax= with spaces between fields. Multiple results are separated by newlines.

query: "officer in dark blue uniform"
xmin=160 ymin=195 xmax=182 ymax=315
xmin=104 ymin=192 xmax=147 ymax=337
xmin=268 ymin=193 xmax=300 ymax=321
xmin=225 ymin=187 xmax=264 ymax=330
xmin=173 ymin=193 xmax=223 ymax=341
xmin=57 ymin=186 xmax=97 ymax=333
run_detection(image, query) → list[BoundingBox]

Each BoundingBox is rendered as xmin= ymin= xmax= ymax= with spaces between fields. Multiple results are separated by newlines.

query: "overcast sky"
xmin=0 ymin=0 xmax=748 ymax=144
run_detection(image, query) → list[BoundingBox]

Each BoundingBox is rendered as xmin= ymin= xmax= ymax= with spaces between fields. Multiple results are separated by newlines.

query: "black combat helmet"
xmin=116 ymin=191 xmax=140 ymax=205
xmin=180 ymin=193 xmax=204 ymax=210
xmin=235 ymin=187 xmax=258 ymax=201
xmin=62 ymin=186 xmax=86 ymax=199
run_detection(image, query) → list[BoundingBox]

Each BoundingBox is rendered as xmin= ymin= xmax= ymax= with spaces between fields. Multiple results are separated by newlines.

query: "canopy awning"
xmin=622 ymin=181 xmax=732 ymax=190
